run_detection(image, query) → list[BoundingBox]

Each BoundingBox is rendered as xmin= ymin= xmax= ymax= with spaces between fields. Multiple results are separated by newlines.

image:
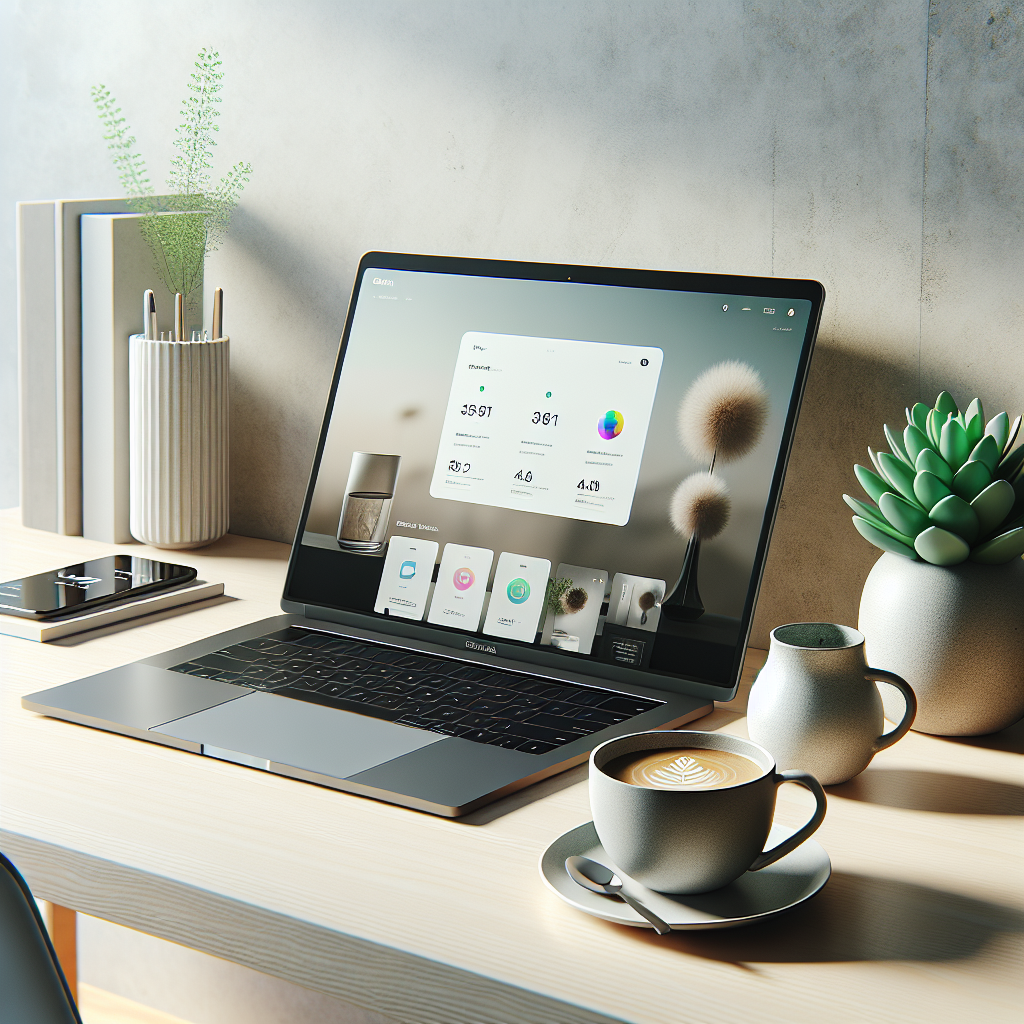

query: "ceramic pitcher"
xmin=746 ymin=623 xmax=917 ymax=786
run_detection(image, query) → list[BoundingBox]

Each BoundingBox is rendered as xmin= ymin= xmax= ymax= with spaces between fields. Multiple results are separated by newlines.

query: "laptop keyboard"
xmin=169 ymin=627 xmax=661 ymax=755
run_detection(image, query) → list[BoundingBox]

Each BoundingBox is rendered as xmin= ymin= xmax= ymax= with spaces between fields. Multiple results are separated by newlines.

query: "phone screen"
xmin=0 ymin=555 xmax=196 ymax=619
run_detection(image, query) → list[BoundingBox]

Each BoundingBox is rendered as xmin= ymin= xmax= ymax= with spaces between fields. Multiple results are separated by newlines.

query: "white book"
xmin=17 ymin=198 xmax=137 ymax=536
xmin=0 ymin=579 xmax=224 ymax=642
xmin=80 ymin=213 xmax=201 ymax=543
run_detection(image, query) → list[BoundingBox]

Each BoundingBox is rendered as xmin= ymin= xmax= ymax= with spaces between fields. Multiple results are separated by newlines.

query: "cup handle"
xmin=749 ymin=770 xmax=827 ymax=872
xmin=865 ymin=668 xmax=917 ymax=752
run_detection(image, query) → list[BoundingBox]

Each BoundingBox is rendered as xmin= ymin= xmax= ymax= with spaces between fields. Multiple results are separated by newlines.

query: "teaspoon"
xmin=565 ymin=856 xmax=672 ymax=934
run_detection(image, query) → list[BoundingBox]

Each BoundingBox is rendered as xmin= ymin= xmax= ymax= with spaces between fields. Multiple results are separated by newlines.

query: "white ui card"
xmin=429 ymin=332 xmax=663 ymax=526
xmin=427 ymin=543 xmax=494 ymax=630
xmin=544 ymin=563 xmax=609 ymax=655
xmin=482 ymin=552 xmax=552 ymax=643
xmin=373 ymin=536 xmax=439 ymax=620
xmin=607 ymin=573 xmax=666 ymax=633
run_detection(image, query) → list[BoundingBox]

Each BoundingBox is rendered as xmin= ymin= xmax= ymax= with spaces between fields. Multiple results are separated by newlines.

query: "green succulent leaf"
xmin=997 ymin=444 xmax=1024 ymax=482
xmin=967 ymin=433 xmax=1001 ymax=474
xmin=867 ymin=446 xmax=886 ymax=478
xmin=939 ymin=417 xmax=970 ymax=471
xmin=928 ymin=493 xmax=979 ymax=544
xmin=878 ymin=453 xmax=917 ymax=503
xmin=964 ymin=398 xmax=985 ymax=447
xmin=852 ymin=517 xmax=918 ymax=559
xmin=985 ymin=412 xmax=1010 ymax=453
xmin=1003 ymin=415 xmax=1021 ymax=457
xmin=926 ymin=408 xmax=945 ymax=448
xmin=854 ymin=464 xmax=892 ymax=504
xmin=884 ymin=424 xmax=913 ymax=465
xmin=910 ymin=403 xmax=930 ymax=433
xmin=844 ymin=494 xmax=888 ymax=528
xmin=951 ymin=459 xmax=992 ymax=501
xmin=935 ymin=391 xmax=959 ymax=418
xmin=914 ymin=526 xmax=970 ymax=565
xmin=970 ymin=479 xmax=1016 ymax=537
xmin=914 ymin=470 xmax=953 ymax=510
xmin=970 ymin=527 xmax=1024 ymax=565
xmin=879 ymin=492 xmax=930 ymax=537
xmin=903 ymin=424 xmax=930 ymax=463
xmin=915 ymin=448 xmax=953 ymax=485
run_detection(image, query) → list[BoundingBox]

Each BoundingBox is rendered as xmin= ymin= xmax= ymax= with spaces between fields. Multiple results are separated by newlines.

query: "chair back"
xmin=0 ymin=851 xmax=82 ymax=1023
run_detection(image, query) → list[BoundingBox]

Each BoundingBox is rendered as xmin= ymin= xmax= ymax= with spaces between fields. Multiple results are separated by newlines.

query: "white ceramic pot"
xmin=129 ymin=334 xmax=229 ymax=549
xmin=747 ymin=623 xmax=917 ymax=785
xmin=858 ymin=552 xmax=1024 ymax=736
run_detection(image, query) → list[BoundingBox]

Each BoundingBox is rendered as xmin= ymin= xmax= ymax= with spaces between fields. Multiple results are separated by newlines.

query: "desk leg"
xmin=45 ymin=902 xmax=78 ymax=1004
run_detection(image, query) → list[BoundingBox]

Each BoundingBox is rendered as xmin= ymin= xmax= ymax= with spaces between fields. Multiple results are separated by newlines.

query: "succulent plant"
xmin=845 ymin=392 xmax=1024 ymax=566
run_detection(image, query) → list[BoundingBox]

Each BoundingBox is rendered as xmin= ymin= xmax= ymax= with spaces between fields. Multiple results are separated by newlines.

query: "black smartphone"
xmin=0 ymin=555 xmax=197 ymax=620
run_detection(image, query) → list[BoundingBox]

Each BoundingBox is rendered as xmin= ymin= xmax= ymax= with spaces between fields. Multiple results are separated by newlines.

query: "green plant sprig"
xmin=844 ymin=392 xmax=1024 ymax=566
xmin=91 ymin=47 xmax=252 ymax=324
xmin=545 ymin=578 xmax=573 ymax=614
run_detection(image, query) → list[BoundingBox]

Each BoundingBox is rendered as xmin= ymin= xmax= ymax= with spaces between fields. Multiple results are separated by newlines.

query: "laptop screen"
xmin=285 ymin=254 xmax=821 ymax=698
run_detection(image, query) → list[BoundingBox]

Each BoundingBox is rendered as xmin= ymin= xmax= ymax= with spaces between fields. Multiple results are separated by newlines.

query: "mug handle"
xmin=866 ymin=668 xmax=917 ymax=753
xmin=749 ymin=770 xmax=827 ymax=872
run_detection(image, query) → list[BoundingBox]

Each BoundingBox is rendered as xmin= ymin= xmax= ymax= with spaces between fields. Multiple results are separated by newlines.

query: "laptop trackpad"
xmin=151 ymin=693 xmax=444 ymax=780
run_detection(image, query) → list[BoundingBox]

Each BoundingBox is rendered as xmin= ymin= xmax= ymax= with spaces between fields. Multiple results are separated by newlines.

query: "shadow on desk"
xmin=938 ymin=716 xmax=1024 ymax=755
xmin=828 ymin=768 xmax=1024 ymax=815
xmin=612 ymin=871 xmax=1024 ymax=964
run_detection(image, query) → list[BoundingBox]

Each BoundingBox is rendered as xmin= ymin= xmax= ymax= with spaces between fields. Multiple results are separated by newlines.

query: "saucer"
xmin=539 ymin=821 xmax=830 ymax=930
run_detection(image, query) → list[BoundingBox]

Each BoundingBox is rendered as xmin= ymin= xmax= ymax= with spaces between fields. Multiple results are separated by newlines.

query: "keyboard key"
xmin=409 ymin=686 xmax=449 ymax=702
xmin=195 ymin=653 xmax=249 ymax=673
xmin=428 ymin=721 xmax=470 ymax=737
xmin=363 ymin=694 xmax=406 ymax=710
xmin=240 ymin=638 xmax=287 ymax=653
xmin=220 ymin=644 xmax=266 ymax=662
xmin=507 ymin=722 xmax=582 ymax=745
xmin=238 ymin=665 xmax=282 ymax=682
xmin=526 ymin=712 xmax=591 ymax=734
xmin=501 ymin=704 xmax=543 ymax=720
xmin=459 ymin=729 xmax=502 ymax=744
xmin=316 ymin=682 xmax=351 ymax=698
xmin=600 ymin=697 xmax=659 ymax=716
xmin=467 ymin=699 xmax=505 ymax=715
xmin=489 ymin=735 xmax=523 ymax=749
xmin=422 ymin=706 xmax=467 ymax=722
xmin=570 ymin=708 xmax=627 ymax=726
xmin=516 ymin=740 xmax=557 ymax=755
xmin=456 ymin=713 xmax=497 ymax=730
xmin=543 ymin=701 xmax=580 ymax=717
xmin=291 ymin=632 xmax=338 ymax=649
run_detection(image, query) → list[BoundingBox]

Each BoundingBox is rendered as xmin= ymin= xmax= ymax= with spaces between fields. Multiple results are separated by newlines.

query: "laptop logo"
xmin=399 ymin=561 xmax=417 ymax=579
xmin=466 ymin=640 xmax=497 ymax=654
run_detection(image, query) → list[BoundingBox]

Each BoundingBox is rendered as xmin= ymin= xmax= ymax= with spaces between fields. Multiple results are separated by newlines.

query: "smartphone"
xmin=0 ymin=555 xmax=197 ymax=620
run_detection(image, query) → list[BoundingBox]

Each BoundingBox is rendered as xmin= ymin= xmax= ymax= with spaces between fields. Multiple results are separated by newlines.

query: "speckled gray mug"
xmin=590 ymin=730 xmax=827 ymax=894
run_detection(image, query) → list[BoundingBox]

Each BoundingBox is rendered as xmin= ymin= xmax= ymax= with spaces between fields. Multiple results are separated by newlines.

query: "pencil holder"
xmin=129 ymin=334 xmax=230 ymax=548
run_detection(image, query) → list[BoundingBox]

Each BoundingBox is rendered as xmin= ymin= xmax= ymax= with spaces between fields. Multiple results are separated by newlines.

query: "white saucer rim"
xmin=539 ymin=820 xmax=831 ymax=930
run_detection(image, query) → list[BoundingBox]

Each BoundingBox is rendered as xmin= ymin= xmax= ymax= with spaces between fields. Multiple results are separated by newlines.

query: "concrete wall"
xmin=2 ymin=3 xmax=1022 ymax=1021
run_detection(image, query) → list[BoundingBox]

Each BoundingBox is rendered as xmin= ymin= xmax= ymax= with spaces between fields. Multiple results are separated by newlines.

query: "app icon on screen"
xmin=399 ymin=561 xmax=417 ymax=579
xmin=374 ymin=537 xmax=438 ymax=620
xmin=506 ymin=578 xmax=531 ymax=604
xmin=453 ymin=567 xmax=475 ymax=591
xmin=597 ymin=410 xmax=624 ymax=440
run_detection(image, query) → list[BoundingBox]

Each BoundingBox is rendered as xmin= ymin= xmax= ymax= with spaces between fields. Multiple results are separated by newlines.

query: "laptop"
xmin=24 ymin=253 xmax=823 ymax=816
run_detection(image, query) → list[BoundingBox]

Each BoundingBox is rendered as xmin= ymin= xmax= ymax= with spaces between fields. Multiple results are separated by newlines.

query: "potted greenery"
xmin=845 ymin=392 xmax=1024 ymax=735
xmin=92 ymin=47 xmax=251 ymax=333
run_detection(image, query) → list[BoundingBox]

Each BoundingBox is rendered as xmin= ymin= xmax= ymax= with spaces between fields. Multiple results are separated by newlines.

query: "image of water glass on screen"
xmin=607 ymin=573 xmax=666 ymax=632
xmin=337 ymin=452 xmax=402 ymax=553
xmin=543 ymin=564 xmax=609 ymax=655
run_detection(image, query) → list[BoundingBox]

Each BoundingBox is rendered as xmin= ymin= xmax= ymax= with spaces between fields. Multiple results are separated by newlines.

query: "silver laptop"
xmin=24 ymin=254 xmax=823 ymax=816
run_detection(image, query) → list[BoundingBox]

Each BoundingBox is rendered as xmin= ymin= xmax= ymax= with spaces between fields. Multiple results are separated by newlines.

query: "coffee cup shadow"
xmin=827 ymin=769 xmax=1024 ymax=816
xmin=609 ymin=871 xmax=1024 ymax=963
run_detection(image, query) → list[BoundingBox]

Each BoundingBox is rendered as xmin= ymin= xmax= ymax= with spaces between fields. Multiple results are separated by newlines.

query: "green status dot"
xmin=479 ymin=386 xmax=485 ymax=392
xmin=546 ymin=391 xmax=552 ymax=398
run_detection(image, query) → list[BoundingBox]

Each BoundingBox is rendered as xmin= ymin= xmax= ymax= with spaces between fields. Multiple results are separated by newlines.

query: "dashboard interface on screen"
xmin=297 ymin=266 xmax=813 ymax=687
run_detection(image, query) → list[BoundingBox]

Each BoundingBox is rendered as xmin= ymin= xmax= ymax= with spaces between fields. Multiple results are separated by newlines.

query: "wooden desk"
xmin=2 ymin=508 xmax=1022 ymax=1024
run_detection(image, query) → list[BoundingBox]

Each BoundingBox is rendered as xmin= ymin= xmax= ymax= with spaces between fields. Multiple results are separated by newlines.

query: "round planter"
xmin=858 ymin=552 xmax=1024 ymax=736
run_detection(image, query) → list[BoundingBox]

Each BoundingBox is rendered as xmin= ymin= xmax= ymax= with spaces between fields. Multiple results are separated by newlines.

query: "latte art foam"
xmin=608 ymin=747 xmax=763 ymax=790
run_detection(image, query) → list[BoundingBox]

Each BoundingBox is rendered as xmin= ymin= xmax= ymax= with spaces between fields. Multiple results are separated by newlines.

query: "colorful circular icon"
xmin=506 ymin=578 xmax=531 ymax=604
xmin=598 ymin=410 xmax=624 ymax=440
xmin=453 ymin=567 xmax=475 ymax=591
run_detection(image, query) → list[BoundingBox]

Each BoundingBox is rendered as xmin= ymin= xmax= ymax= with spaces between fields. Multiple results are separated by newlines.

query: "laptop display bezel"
xmin=281 ymin=252 xmax=824 ymax=702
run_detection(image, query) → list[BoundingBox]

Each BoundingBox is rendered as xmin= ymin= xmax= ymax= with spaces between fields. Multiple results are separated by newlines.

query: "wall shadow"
xmin=612 ymin=871 xmax=1024 ymax=964
xmin=938 ymin=717 xmax=1024 ymax=755
xmin=827 ymin=768 xmax=1024 ymax=816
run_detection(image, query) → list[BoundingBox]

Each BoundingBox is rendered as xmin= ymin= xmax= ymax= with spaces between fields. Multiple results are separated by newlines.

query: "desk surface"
xmin=2 ymin=508 xmax=1022 ymax=1024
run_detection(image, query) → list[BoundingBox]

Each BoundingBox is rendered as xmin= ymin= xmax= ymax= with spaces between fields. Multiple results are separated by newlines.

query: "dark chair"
xmin=0 ymin=851 xmax=82 ymax=1023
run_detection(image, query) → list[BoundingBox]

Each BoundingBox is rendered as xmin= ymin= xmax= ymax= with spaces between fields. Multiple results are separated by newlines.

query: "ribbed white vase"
xmin=129 ymin=335 xmax=230 ymax=549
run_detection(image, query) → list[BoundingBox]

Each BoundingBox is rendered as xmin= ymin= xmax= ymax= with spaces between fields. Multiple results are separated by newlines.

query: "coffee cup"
xmin=589 ymin=730 xmax=827 ymax=894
